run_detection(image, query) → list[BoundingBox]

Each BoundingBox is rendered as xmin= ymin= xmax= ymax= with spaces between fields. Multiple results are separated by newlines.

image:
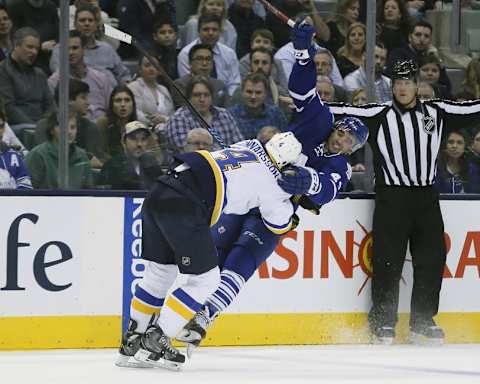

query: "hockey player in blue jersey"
xmin=175 ymin=19 xmax=369 ymax=354
xmin=0 ymin=121 xmax=32 ymax=189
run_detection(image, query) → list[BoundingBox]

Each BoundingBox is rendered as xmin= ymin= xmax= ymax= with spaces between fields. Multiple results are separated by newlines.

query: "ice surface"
xmin=1 ymin=344 xmax=479 ymax=384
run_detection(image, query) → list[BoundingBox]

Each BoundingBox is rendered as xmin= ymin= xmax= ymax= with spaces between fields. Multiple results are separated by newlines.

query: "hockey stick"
xmin=257 ymin=0 xmax=296 ymax=27
xmin=103 ymin=24 xmax=227 ymax=148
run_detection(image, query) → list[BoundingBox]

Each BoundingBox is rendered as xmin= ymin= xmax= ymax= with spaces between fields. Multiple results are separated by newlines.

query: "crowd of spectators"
xmin=0 ymin=0 xmax=479 ymax=193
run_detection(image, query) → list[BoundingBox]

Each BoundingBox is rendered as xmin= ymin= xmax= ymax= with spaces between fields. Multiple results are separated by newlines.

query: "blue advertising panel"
xmin=122 ymin=197 xmax=147 ymax=332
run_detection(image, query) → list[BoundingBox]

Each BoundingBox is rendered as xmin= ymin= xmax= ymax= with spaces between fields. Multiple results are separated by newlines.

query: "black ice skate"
xmin=115 ymin=320 xmax=153 ymax=368
xmin=409 ymin=321 xmax=445 ymax=346
xmin=176 ymin=306 xmax=214 ymax=357
xmin=371 ymin=326 xmax=395 ymax=345
xmin=134 ymin=325 xmax=186 ymax=370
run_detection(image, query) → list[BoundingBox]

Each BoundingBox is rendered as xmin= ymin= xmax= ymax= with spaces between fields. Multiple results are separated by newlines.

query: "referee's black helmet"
xmin=392 ymin=60 xmax=418 ymax=81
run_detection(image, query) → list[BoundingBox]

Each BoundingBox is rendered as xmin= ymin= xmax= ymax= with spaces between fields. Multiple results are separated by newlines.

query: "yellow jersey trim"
xmin=165 ymin=296 xmax=195 ymax=320
xmin=197 ymin=150 xmax=226 ymax=226
xmin=131 ymin=298 xmax=161 ymax=315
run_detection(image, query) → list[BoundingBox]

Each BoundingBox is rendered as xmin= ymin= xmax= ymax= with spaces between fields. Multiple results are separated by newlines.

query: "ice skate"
xmin=134 ymin=325 xmax=186 ymax=370
xmin=409 ymin=322 xmax=445 ymax=346
xmin=115 ymin=320 xmax=153 ymax=368
xmin=371 ymin=326 xmax=395 ymax=345
xmin=176 ymin=306 xmax=214 ymax=357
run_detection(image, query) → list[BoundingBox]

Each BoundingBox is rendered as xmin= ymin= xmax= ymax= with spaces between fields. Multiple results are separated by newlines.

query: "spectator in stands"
xmin=228 ymin=72 xmax=287 ymax=139
xmin=324 ymin=0 xmax=361 ymax=58
xmin=316 ymin=75 xmax=336 ymax=102
xmin=376 ymin=0 xmax=411 ymax=54
xmin=265 ymin=0 xmax=329 ymax=49
xmin=0 ymin=5 xmax=13 ymax=62
xmin=462 ymin=57 xmax=480 ymax=100
xmin=26 ymin=110 xmax=93 ymax=189
xmin=228 ymin=0 xmax=265 ymax=58
xmin=173 ymin=43 xmax=228 ymax=108
xmin=127 ymin=54 xmax=174 ymax=133
xmin=183 ymin=127 xmax=214 ymax=152
xmin=336 ymin=22 xmax=366 ymax=78
xmin=417 ymin=53 xmax=450 ymax=98
xmin=239 ymin=28 xmax=288 ymax=91
xmin=116 ymin=0 xmax=176 ymax=58
xmin=0 ymin=113 xmax=31 ymax=189
xmin=178 ymin=14 xmax=240 ymax=96
xmin=467 ymin=128 xmax=480 ymax=186
xmin=182 ymin=0 xmax=237 ymax=50
xmin=386 ymin=21 xmax=451 ymax=95
xmin=96 ymin=84 xmax=137 ymax=159
xmin=166 ymin=76 xmax=243 ymax=151
xmin=436 ymin=129 xmax=480 ymax=193
xmin=350 ymin=87 xmax=367 ymax=105
xmin=225 ymin=0 xmax=267 ymax=18
xmin=69 ymin=0 xmax=120 ymax=51
xmin=98 ymin=120 xmax=168 ymax=190
xmin=313 ymin=50 xmax=348 ymax=102
xmin=36 ymin=79 xmax=105 ymax=168
xmin=7 ymin=0 xmax=58 ymax=74
xmin=406 ymin=0 xmax=438 ymax=21
xmin=231 ymin=47 xmax=288 ymax=108
xmin=151 ymin=19 xmax=179 ymax=81
xmin=48 ymin=30 xmax=113 ymax=122
xmin=51 ymin=4 xmax=130 ymax=84
xmin=0 ymin=27 xmax=53 ymax=125
xmin=344 ymin=43 xmax=392 ymax=103
xmin=417 ymin=80 xmax=436 ymax=100
xmin=0 ymin=97 xmax=23 ymax=152
xmin=256 ymin=125 xmax=280 ymax=144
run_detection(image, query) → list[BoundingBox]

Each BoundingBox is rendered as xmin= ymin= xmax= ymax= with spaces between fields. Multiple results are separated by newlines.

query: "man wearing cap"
xmin=98 ymin=120 xmax=168 ymax=189
xmin=329 ymin=60 xmax=480 ymax=346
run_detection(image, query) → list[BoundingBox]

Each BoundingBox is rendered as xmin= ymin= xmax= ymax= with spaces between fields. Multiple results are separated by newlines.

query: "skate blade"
xmin=115 ymin=354 xmax=154 ymax=368
xmin=409 ymin=332 xmax=444 ymax=346
xmin=186 ymin=343 xmax=197 ymax=358
xmin=371 ymin=336 xmax=394 ymax=345
xmin=134 ymin=348 xmax=185 ymax=371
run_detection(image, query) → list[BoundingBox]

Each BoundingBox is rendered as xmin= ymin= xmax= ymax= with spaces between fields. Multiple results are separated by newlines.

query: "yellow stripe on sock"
xmin=131 ymin=298 xmax=161 ymax=315
xmin=165 ymin=296 xmax=195 ymax=320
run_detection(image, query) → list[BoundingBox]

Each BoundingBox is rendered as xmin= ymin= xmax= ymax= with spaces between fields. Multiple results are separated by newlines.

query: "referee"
xmin=329 ymin=60 xmax=480 ymax=345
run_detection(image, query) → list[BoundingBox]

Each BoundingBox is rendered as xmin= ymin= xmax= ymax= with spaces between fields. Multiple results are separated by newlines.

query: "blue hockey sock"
xmin=206 ymin=269 xmax=245 ymax=317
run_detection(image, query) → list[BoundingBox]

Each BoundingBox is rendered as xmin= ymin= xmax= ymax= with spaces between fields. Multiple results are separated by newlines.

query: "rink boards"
xmin=0 ymin=195 xmax=479 ymax=350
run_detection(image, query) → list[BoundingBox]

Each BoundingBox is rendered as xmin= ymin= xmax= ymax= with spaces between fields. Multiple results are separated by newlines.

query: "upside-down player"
xmin=175 ymin=19 xmax=369 ymax=354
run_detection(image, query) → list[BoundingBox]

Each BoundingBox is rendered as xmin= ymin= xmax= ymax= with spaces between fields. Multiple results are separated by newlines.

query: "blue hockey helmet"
xmin=334 ymin=116 xmax=369 ymax=153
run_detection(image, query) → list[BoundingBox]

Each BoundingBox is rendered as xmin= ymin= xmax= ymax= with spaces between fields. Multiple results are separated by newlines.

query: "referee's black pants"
xmin=368 ymin=186 xmax=447 ymax=330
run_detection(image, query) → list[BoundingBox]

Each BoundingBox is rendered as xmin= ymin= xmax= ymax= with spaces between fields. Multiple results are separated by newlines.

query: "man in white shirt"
xmin=344 ymin=43 xmax=392 ymax=103
xmin=177 ymin=13 xmax=241 ymax=96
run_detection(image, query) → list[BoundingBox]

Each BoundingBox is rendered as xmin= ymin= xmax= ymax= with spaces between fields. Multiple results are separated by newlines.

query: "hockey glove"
xmin=278 ymin=165 xmax=321 ymax=196
xmin=291 ymin=213 xmax=300 ymax=230
xmin=291 ymin=18 xmax=316 ymax=60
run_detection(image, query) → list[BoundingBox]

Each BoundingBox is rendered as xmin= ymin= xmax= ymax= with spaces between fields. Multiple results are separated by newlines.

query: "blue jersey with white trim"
xmin=287 ymin=56 xmax=351 ymax=206
xmin=203 ymin=140 xmax=295 ymax=234
xmin=0 ymin=149 xmax=32 ymax=189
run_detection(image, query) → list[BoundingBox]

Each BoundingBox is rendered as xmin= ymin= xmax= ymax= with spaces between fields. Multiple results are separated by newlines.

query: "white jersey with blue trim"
xmin=210 ymin=139 xmax=294 ymax=234
xmin=0 ymin=149 xmax=32 ymax=189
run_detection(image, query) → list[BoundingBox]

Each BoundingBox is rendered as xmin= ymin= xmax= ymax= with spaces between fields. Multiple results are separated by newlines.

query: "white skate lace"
xmin=194 ymin=308 xmax=211 ymax=330
xmin=160 ymin=335 xmax=178 ymax=355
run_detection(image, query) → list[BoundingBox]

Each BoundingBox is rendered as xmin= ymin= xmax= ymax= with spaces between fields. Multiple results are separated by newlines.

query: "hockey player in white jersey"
xmin=116 ymin=131 xmax=303 ymax=370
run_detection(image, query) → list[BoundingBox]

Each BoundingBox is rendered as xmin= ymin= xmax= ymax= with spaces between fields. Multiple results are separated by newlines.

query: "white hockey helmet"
xmin=265 ymin=132 xmax=302 ymax=169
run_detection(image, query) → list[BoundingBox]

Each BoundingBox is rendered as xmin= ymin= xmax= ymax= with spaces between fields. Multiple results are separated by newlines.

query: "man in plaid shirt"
xmin=166 ymin=76 xmax=243 ymax=151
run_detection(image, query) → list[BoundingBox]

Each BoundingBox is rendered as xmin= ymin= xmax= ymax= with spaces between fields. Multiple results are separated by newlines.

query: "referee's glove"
xmin=278 ymin=165 xmax=321 ymax=196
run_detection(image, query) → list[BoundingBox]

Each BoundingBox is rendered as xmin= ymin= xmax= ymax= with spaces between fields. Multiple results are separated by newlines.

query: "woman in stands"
xmin=436 ymin=129 xmax=480 ymax=193
xmin=96 ymin=85 xmax=137 ymax=159
xmin=377 ymin=0 xmax=411 ymax=54
xmin=462 ymin=57 xmax=480 ymax=99
xmin=181 ymin=0 xmax=237 ymax=49
xmin=336 ymin=22 xmax=366 ymax=77
xmin=128 ymin=54 xmax=174 ymax=135
xmin=324 ymin=0 xmax=361 ymax=58
xmin=418 ymin=53 xmax=452 ymax=99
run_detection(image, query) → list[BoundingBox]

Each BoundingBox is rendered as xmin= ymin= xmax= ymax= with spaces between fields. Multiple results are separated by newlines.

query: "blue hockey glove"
xmin=278 ymin=165 xmax=320 ymax=195
xmin=291 ymin=18 xmax=316 ymax=52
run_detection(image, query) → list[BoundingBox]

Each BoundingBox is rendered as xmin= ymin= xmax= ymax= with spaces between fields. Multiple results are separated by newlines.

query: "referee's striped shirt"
xmin=329 ymin=99 xmax=480 ymax=187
